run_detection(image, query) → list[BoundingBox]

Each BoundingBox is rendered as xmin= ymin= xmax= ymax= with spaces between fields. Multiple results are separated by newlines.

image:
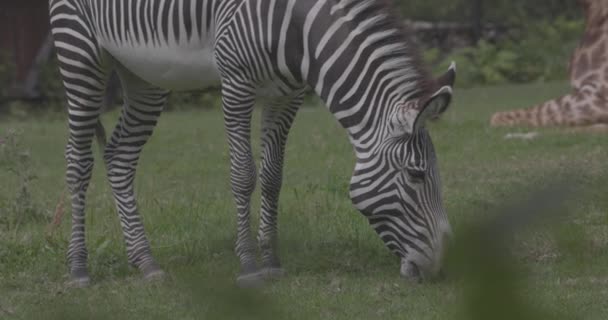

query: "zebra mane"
xmin=332 ymin=0 xmax=433 ymax=93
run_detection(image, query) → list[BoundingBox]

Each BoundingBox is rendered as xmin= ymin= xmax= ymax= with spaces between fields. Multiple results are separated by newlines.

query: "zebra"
xmin=49 ymin=0 xmax=457 ymax=287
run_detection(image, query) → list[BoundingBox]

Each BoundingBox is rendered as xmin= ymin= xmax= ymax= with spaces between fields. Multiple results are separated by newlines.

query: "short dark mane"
xmin=352 ymin=0 xmax=434 ymax=91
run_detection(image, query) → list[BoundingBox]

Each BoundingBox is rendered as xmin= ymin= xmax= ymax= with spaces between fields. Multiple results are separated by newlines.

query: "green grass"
xmin=1 ymin=82 xmax=607 ymax=319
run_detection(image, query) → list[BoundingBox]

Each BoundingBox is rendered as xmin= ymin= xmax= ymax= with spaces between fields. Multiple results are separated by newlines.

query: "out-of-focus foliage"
xmin=167 ymin=89 xmax=223 ymax=111
xmin=0 ymin=51 xmax=14 ymax=100
xmin=399 ymin=0 xmax=585 ymax=87
xmin=428 ymin=17 xmax=584 ymax=87
xmin=396 ymin=0 xmax=581 ymax=23
xmin=38 ymin=56 xmax=67 ymax=112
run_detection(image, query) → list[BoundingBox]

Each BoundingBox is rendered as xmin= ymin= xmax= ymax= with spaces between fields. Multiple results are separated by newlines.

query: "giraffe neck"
xmin=569 ymin=0 xmax=608 ymax=87
xmin=491 ymin=0 xmax=608 ymax=128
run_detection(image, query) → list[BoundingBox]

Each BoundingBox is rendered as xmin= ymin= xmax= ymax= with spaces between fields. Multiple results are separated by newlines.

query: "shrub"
xmin=0 ymin=129 xmax=47 ymax=231
xmin=38 ymin=55 xmax=68 ymax=112
xmin=429 ymin=17 xmax=584 ymax=87
xmin=167 ymin=90 xmax=223 ymax=111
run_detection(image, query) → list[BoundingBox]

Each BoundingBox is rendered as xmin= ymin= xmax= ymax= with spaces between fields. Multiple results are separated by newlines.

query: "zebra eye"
xmin=406 ymin=168 xmax=426 ymax=182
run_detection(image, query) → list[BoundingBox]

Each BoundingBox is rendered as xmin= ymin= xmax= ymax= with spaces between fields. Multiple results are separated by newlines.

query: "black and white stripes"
xmin=49 ymin=0 xmax=456 ymax=286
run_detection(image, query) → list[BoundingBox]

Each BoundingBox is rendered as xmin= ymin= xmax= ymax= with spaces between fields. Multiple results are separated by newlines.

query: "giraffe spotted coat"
xmin=490 ymin=0 xmax=608 ymax=129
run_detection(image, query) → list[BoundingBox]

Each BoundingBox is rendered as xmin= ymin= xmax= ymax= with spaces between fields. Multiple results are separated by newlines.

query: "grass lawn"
xmin=1 ymin=82 xmax=607 ymax=319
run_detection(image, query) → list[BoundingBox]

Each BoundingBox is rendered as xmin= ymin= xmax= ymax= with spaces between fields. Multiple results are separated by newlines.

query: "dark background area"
xmin=0 ymin=0 xmax=586 ymax=114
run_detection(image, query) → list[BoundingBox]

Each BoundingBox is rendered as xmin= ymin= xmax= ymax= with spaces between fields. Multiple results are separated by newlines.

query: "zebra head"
xmin=349 ymin=63 xmax=456 ymax=282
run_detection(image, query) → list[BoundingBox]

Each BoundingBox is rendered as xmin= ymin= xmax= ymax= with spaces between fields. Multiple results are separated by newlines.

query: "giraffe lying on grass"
xmin=490 ymin=0 xmax=608 ymax=132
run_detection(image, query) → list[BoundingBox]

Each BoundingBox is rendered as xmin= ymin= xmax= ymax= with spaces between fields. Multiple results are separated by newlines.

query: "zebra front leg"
xmin=105 ymin=68 xmax=169 ymax=280
xmin=257 ymin=95 xmax=303 ymax=279
xmin=221 ymin=83 xmax=261 ymax=286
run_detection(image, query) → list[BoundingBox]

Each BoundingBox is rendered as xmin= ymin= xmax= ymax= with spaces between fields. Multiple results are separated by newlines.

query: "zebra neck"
xmin=298 ymin=0 xmax=425 ymax=153
xmin=309 ymin=56 xmax=423 ymax=155
xmin=313 ymin=86 xmax=403 ymax=155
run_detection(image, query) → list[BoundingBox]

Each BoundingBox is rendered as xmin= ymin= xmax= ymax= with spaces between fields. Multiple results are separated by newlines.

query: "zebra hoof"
xmin=67 ymin=269 xmax=91 ymax=288
xmin=236 ymin=272 xmax=265 ymax=288
xmin=144 ymin=269 xmax=166 ymax=282
xmin=400 ymin=261 xmax=423 ymax=284
xmin=67 ymin=276 xmax=91 ymax=288
xmin=141 ymin=262 xmax=166 ymax=282
xmin=259 ymin=267 xmax=286 ymax=280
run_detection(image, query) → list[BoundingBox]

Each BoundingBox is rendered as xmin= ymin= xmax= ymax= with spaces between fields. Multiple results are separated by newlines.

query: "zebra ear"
xmin=436 ymin=61 xmax=456 ymax=88
xmin=388 ymin=64 xmax=455 ymax=138
xmin=413 ymin=85 xmax=453 ymax=131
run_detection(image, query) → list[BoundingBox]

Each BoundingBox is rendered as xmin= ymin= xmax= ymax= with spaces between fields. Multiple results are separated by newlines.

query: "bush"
xmin=38 ymin=55 xmax=68 ymax=112
xmin=396 ymin=0 xmax=581 ymax=24
xmin=0 ymin=129 xmax=47 ymax=231
xmin=167 ymin=90 xmax=223 ymax=111
xmin=429 ymin=17 xmax=584 ymax=87
xmin=508 ymin=17 xmax=583 ymax=82
xmin=429 ymin=41 xmax=519 ymax=86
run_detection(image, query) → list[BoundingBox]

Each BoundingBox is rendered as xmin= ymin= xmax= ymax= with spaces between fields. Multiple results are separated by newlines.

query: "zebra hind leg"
xmin=63 ymin=80 xmax=108 ymax=288
xmin=257 ymin=94 xmax=303 ymax=280
xmin=51 ymin=13 xmax=111 ymax=288
xmin=220 ymin=82 xmax=263 ymax=287
xmin=105 ymin=66 xmax=169 ymax=281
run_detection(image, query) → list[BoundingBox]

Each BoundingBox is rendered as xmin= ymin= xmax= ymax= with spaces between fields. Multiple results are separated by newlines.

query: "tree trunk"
xmin=471 ymin=0 xmax=484 ymax=44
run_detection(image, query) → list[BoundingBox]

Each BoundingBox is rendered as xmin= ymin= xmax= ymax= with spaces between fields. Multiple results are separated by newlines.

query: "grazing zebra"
xmin=49 ymin=0 xmax=456 ymax=287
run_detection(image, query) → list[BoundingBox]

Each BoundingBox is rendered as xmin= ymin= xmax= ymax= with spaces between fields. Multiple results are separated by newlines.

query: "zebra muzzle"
xmin=400 ymin=260 xmax=423 ymax=283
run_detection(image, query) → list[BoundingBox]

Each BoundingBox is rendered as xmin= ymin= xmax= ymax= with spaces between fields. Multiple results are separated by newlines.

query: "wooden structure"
xmin=0 ymin=0 xmax=52 ymax=99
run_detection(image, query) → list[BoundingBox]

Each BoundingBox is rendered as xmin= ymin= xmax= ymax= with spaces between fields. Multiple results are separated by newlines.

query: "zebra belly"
xmin=102 ymin=42 xmax=221 ymax=91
